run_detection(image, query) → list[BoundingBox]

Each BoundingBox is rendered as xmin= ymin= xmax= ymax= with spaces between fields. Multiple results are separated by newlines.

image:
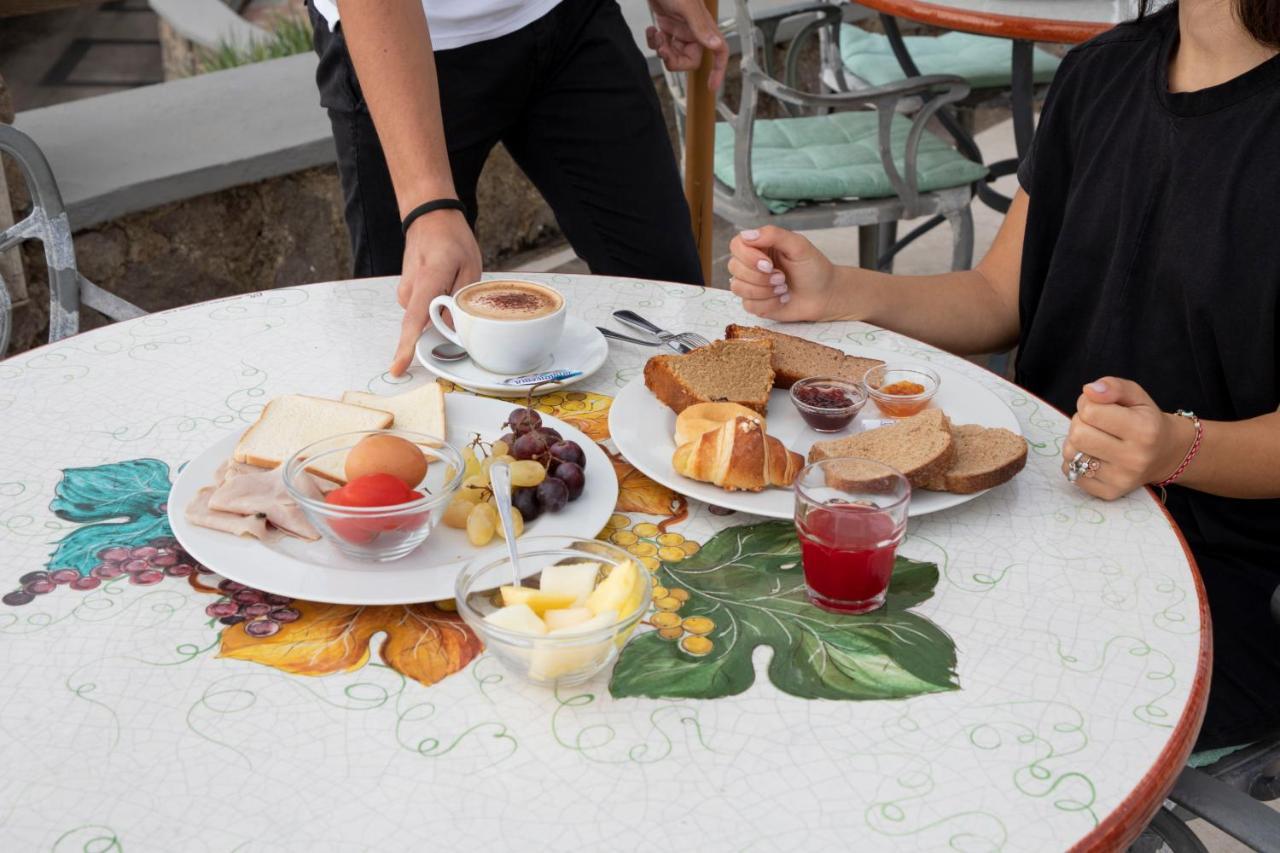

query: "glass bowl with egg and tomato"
xmin=862 ymin=363 xmax=941 ymax=418
xmin=455 ymin=537 xmax=651 ymax=686
xmin=282 ymin=429 xmax=464 ymax=561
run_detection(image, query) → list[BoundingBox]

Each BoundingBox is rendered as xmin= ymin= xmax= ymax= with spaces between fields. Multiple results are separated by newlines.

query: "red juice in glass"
xmin=793 ymin=458 xmax=910 ymax=614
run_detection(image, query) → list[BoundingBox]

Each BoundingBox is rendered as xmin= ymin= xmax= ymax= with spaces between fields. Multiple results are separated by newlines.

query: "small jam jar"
xmin=863 ymin=364 xmax=941 ymax=418
xmin=790 ymin=377 xmax=868 ymax=432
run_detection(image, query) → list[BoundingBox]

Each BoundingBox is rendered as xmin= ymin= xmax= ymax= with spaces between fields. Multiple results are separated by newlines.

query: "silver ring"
xmin=1065 ymin=451 xmax=1094 ymax=483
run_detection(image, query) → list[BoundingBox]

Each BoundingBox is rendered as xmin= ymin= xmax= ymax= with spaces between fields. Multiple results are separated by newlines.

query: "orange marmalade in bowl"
xmin=863 ymin=364 xmax=941 ymax=418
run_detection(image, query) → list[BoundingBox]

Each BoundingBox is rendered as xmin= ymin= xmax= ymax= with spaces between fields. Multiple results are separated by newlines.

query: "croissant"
xmin=672 ymin=416 xmax=804 ymax=492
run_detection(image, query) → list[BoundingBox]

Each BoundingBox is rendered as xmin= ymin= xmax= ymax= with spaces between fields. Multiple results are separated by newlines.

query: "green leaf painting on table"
xmin=610 ymin=521 xmax=959 ymax=701
xmin=47 ymin=459 xmax=175 ymax=576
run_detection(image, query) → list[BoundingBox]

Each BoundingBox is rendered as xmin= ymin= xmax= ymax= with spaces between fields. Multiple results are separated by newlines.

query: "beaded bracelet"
xmin=1154 ymin=409 xmax=1203 ymax=501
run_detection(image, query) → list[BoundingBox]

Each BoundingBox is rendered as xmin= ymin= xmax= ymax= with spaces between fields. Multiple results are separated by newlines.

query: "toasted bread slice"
xmin=342 ymin=383 xmax=446 ymax=446
xmin=724 ymin=324 xmax=883 ymax=389
xmin=233 ymin=394 xmax=393 ymax=482
xmin=808 ymin=409 xmax=953 ymax=489
xmin=643 ymin=338 xmax=775 ymax=415
xmin=922 ymin=424 xmax=1027 ymax=494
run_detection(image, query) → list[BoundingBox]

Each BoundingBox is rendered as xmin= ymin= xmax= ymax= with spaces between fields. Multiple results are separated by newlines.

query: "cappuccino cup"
xmin=428 ymin=280 xmax=566 ymax=374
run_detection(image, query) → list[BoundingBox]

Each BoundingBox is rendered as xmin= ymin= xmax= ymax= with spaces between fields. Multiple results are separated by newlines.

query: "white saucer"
xmin=415 ymin=317 xmax=608 ymax=398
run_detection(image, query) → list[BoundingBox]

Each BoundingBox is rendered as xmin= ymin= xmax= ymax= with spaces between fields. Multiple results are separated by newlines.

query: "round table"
xmin=0 ymin=275 xmax=1207 ymax=851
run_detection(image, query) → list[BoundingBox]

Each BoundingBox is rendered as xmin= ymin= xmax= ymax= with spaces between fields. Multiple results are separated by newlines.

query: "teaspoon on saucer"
xmin=430 ymin=342 xmax=468 ymax=362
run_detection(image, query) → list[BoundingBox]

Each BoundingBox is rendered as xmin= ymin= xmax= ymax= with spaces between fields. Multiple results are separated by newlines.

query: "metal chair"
xmin=660 ymin=0 xmax=982 ymax=274
xmin=0 ymin=124 xmax=144 ymax=356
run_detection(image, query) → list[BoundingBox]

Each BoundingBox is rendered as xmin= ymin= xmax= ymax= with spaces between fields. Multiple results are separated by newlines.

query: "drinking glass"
xmin=793 ymin=458 xmax=911 ymax=614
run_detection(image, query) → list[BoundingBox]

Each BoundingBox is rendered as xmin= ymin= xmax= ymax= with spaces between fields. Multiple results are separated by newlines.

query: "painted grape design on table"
xmin=610 ymin=520 xmax=960 ymax=701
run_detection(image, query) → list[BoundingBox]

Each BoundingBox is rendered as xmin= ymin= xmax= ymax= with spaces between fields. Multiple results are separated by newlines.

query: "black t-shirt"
xmin=1016 ymin=6 xmax=1280 ymax=746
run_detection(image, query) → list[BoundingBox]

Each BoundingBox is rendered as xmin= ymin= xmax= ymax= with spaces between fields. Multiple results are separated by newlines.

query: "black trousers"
xmin=308 ymin=0 xmax=703 ymax=285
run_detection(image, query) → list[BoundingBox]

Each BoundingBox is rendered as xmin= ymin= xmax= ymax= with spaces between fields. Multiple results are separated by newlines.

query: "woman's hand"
xmin=727 ymin=227 xmax=840 ymax=322
xmin=391 ymin=210 xmax=482 ymax=376
xmin=1062 ymin=377 xmax=1196 ymax=500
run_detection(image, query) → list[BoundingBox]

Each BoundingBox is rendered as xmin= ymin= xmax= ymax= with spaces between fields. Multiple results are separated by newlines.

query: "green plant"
xmin=197 ymin=13 xmax=314 ymax=74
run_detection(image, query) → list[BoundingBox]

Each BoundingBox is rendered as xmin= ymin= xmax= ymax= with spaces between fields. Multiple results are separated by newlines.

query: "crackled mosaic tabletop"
xmin=0 ymin=275 xmax=1207 ymax=852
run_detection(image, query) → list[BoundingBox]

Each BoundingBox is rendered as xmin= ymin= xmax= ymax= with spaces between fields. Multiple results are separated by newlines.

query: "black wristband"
xmin=401 ymin=198 xmax=468 ymax=237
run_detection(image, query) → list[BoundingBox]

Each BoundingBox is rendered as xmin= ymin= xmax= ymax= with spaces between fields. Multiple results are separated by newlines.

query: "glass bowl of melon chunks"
xmin=454 ymin=537 xmax=651 ymax=686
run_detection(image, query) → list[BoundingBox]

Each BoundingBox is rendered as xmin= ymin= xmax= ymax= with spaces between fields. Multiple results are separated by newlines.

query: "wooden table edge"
xmin=851 ymin=0 xmax=1115 ymax=43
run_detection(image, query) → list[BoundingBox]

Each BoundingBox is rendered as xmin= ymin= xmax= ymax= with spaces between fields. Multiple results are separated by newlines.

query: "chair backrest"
xmin=0 ymin=124 xmax=143 ymax=356
xmin=0 ymin=123 xmax=83 ymax=349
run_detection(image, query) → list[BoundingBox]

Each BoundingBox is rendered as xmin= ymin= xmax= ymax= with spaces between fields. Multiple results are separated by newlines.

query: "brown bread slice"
xmin=808 ymin=409 xmax=953 ymax=489
xmin=643 ymin=338 xmax=775 ymax=415
xmin=922 ymin=424 xmax=1028 ymax=494
xmin=725 ymin=324 xmax=883 ymax=389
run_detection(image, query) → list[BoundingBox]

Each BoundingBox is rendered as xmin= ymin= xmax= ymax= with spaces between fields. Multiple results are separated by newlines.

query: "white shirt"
xmin=312 ymin=0 xmax=565 ymax=51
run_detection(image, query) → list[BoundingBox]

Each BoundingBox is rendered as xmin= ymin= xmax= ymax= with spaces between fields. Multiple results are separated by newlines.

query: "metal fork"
xmin=612 ymin=310 xmax=711 ymax=351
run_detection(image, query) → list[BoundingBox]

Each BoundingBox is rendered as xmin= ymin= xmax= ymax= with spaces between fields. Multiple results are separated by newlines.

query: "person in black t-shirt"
xmin=725 ymin=0 xmax=1280 ymax=749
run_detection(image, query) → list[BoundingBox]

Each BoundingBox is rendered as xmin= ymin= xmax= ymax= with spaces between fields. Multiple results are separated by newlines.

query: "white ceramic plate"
xmin=169 ymin=394 xmax=618 ymax=605
xmin=608 ymin=352 xmax=1022 ymax=519
xmin=414 ymin=316 xmax=608 ymax=398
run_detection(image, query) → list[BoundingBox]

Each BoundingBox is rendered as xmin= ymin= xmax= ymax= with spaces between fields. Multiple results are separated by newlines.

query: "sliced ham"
xmin=185 ymin=487 xmax=269 ymax=539
xmin=207 ymin=465 xmax=323 ymax=541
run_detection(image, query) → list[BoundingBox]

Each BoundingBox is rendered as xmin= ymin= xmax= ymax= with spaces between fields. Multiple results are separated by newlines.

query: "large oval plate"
xmin=169 ymin=394 xmax=617 ymax=605
xmin=608 ymin=350 xmax=1021 ymax=519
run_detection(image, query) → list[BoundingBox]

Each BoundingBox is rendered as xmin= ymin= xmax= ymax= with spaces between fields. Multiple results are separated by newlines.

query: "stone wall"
xmin=8 ymin=142 xmax=561 ymax=353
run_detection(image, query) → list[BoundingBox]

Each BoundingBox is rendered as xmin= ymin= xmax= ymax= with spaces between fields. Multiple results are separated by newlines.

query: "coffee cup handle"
xmin=428 ymin=294 xmax=464 ymax=348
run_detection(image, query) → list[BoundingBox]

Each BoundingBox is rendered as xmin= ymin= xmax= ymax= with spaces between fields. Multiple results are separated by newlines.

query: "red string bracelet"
xmin=1154 ymin=409 xmax=1202 ymax=502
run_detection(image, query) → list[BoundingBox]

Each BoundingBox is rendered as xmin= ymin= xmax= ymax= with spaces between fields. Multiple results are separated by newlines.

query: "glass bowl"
xmin=789 ymin=376 xmax=868 ymax=432
xmin=455 ymin=537 xmax=652 ymax=686
xmin=862 ymin=364 xmax=941 ymax=418
xmin=282 ymin=429 xmax=463 ymax=561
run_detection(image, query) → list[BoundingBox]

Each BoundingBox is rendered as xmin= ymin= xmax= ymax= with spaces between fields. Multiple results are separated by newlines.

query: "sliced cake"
xmin=643 ymin=338 xmax=775 ymax=415
xmin=808 ymin=409 xmax=954 ymax=489
xmin=725 ymin=324 xmax=883 ymax=388
xmin=922 ymin=424 xmax=1028 ymax=494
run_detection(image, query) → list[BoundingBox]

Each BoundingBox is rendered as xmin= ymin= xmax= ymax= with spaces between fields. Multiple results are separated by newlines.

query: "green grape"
xmin=509 ymin=459 xmax=548 ymax=488
xmin=491 ymin=439 xmax=510 ymax=458
xmin=494 ymin=507 xmax=524 ymax=540
xmin=462 ymin=446 xmax=481 ymax=480
xmin=466 ymin=502 xmax=497 ymax=546
xmin=442 ymin=496 xmax=476 ymax=529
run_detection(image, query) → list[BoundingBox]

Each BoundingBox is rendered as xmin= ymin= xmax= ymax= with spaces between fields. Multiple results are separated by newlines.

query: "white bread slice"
xmin=341 ymin=383 xmax=446 ymax=446
xmin=234 ymin=394 xmax=393 ymax=482
xmin=808 ymin=409 xmax=953 ymax=489
xmin=922 ymin=424 xmax=1027 ymax=494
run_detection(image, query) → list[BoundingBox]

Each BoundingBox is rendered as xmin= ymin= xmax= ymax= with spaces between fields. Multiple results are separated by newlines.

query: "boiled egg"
xmin=344 ymin=434 xmax=427 ymax=488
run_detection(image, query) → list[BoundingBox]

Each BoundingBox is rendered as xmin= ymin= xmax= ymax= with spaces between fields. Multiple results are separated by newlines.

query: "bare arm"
xmin=337 ymin=1 xmax=481 ymax=375
xmin=728 ymin=190 xmax=1029 ymax=356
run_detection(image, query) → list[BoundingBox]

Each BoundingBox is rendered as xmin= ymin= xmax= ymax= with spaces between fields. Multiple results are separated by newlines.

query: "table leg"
xmin=683 ymin=0 xmax=719 ymax=287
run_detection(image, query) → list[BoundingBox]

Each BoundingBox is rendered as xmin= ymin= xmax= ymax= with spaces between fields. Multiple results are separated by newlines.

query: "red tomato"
xmin=325 ymin=474 xmax=427 ymax=544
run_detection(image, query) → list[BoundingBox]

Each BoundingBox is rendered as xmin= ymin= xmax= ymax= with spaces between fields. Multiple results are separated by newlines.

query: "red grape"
xmin=511 ymin=430 xmax=550 ymax=463
xmin=270 ymin=607 xmax=301 ymax=623
xmin=242 ymin=603 xmax=271 ymax=618
xmin=218 ymin=579 xmax=245 ymax=593
xmin=206 ymin=601 xmax=239 ymax=618
xmin=3 ymin=590 xmax=34 ymax=606
xmin=97 ymin=547 xmax=130 ymax=562
xmin=123 ymin=559 xmax=149 ymax=574
xmin=264 ymin=593 xmax=292 ymax=606
xmin=506 ymin=407 xmax=542 ymax=435
xmin=131 ymin=570 xmax=164 ymax=585
xmin=130 ymin=546 xmax=158 ymax=560
xmin=70 ymin=576 xmax=101 ymax=591
xmin=50 ymin=569 xmax=80 ymax=585
xmin=24 ymin=579 xmax=55 ymax=595
xmin=150 ymin=553 xmax=178 ymax=568
xmin=549 ymin=440 xmax=585 ymax=469
xmin=537 ymin=427 xmax=563 ymax=444
xmin=219 ymin=614 xmax=246 ymax=626
xmin=512 ymin=486 xmax=542 ymax=522
xmin=91 ymin=563 xmax=124 ymax=579
xmin=536 ymin=478 xmax=569 ymax=513
xmin=165 ymin=564 xmax=194 ymax=578
xmin=232 ymin=588 xmax=264 ymax=605
xmin=19 ymin=571 xmax=49 ymax=585
xmin=245 ymin=619 xmax=280 ymax=637
xmin=551 ymin=462 xmax=585 ymax=500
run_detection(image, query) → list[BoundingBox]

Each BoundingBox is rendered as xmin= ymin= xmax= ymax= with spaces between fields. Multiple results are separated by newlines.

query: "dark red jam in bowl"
xmin=790 ymin=378 xmax=867 ymax=432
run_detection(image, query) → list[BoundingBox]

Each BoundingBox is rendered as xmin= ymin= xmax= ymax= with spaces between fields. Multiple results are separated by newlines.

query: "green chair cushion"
xmin=840 ymin=25 xmax=1061 ymax=90
xmin=1187 ymin=743 xmax=1252 ymax=769
xmin=713 ymin=111 xmax=987 ymax=213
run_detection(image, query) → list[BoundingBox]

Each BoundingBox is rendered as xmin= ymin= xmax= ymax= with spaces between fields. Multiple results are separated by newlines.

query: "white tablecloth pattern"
xmin=0 ymin=275 xmax=1204 ymax=851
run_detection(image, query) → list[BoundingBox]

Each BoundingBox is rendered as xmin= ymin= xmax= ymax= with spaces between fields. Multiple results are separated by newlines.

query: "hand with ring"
xmin=1061 ymin=377 xmax=1195 ymax=500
